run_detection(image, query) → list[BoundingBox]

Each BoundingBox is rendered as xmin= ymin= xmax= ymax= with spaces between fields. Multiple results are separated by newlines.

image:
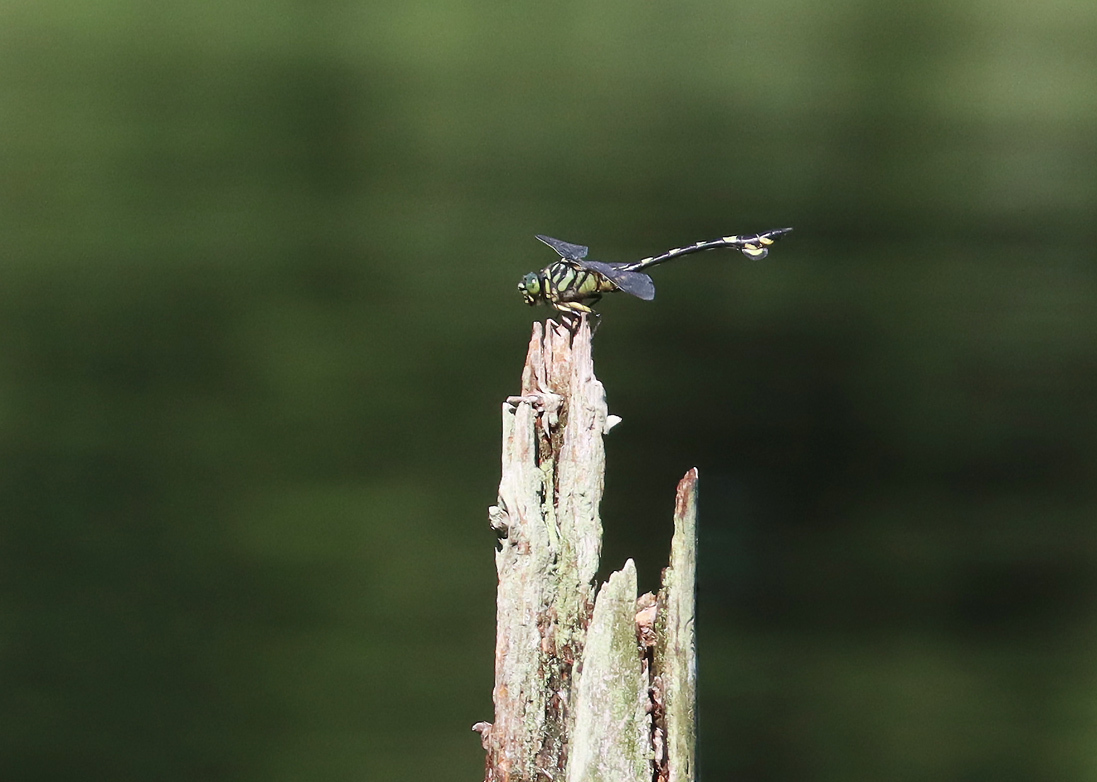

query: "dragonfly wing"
xmin=614 ymin=271 xmax=656 ymax=300
xmin=536 ymin=235 xmax=589 ymax=260
xmin=581 ymin=260 xmax=656 ymax=301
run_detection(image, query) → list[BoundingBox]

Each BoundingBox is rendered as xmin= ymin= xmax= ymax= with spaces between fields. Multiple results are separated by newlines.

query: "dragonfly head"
xmin=518 ymin=272 xmax=543 ymax=306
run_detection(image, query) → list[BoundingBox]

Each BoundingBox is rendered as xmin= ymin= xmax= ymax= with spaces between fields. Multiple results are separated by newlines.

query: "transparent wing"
xmin=580 ymin=260 xmax=656 ymax=301
xmin=536 ymin=235 xmax=589 ymax=260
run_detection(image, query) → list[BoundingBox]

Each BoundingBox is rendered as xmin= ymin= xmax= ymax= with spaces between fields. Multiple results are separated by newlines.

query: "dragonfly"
xmin=517 ymin=227 xmax=792 ymax=317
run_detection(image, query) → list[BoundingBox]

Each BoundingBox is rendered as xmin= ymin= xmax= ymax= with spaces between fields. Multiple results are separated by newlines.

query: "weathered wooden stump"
xmin=476 ymin=317 xmax=697 ymax=782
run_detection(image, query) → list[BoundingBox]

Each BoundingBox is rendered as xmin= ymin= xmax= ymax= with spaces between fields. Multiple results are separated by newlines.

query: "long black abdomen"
xmin=622 ymin=227 xmax=793 ymax=272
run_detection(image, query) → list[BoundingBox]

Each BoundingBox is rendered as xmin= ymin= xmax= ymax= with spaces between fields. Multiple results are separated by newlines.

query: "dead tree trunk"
xmin=475 ymin=317 xmax=698 ymax=782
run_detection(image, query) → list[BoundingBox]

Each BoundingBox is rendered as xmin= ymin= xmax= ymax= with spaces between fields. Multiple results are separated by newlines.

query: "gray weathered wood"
xmin=566 ymin=559 xmax=652 ymax=782
xmin=654 ymin=469 xmax=699 ymax=782
xmin=478 ymin=317 xmax=698 ymax=782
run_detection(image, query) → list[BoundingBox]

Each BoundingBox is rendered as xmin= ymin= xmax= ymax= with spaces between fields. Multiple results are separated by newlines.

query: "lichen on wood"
xmin=479 ymin=317 xmax=698 ymax=782
xmin=566 ymin=559 xmax=652 ymax=782
xmin=653 ymin=470 xmax=699 ymax=782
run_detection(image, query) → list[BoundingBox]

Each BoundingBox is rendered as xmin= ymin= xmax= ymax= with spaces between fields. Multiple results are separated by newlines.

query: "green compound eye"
xmin=518 ymin=273 xmax=542 ymax=305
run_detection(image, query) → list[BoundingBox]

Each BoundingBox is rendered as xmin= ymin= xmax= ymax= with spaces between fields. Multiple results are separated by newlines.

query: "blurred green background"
xmin=2 ymin=1 xmax=1096 ymax=779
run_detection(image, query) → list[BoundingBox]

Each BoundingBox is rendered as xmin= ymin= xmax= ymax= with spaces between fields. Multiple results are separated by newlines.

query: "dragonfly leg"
xmin=558 ymin=311 xmax=600 ymax=334
xmin=551 ymin=299 xmax=601 ymax=334
xmin=551 ymin=299 xmax=597 ymax=316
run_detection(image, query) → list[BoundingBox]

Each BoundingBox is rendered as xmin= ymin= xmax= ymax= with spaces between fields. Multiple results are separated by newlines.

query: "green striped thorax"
xmin=518 ymin=261 xmax=618 ymax=311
